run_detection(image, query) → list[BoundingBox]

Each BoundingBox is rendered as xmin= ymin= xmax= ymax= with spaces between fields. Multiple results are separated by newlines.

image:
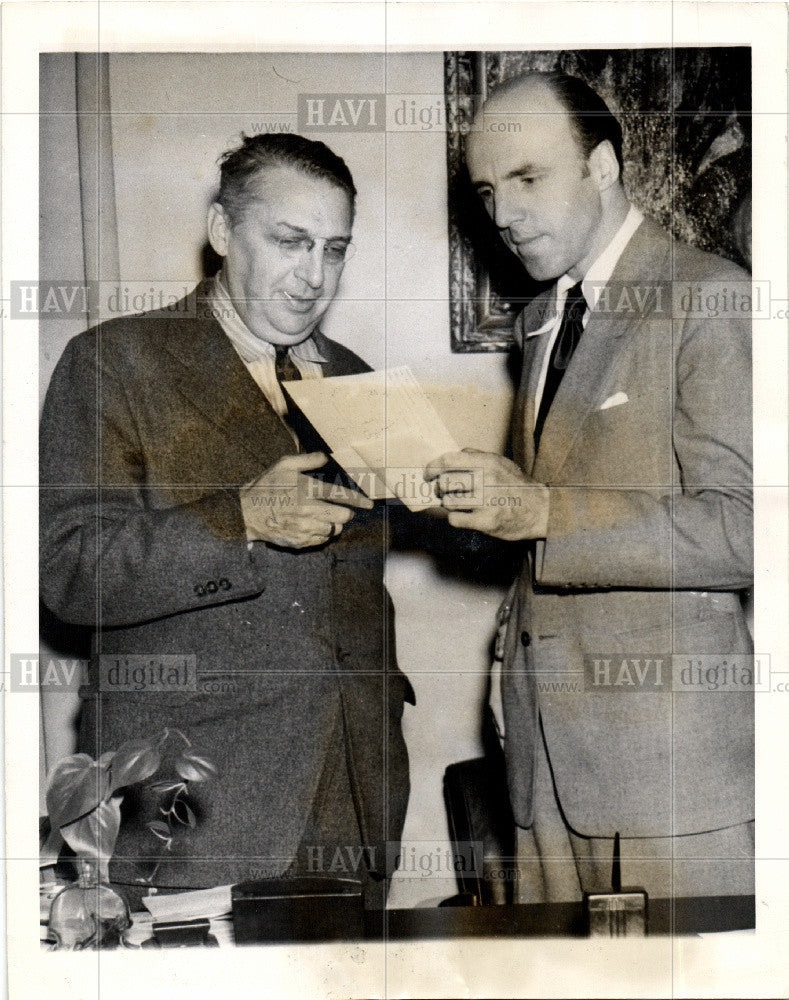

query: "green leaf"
xmin=146 ymin=820 xmax=172 ymax=841
xmin=60 ymin=796 xmax=122 ymax=880
xmin=169 ymin=796 xmax=194 ymax=827
xmin=147 ymin=779 xmax=186 ymax=795
xmin=173 ymin=749 xmax=217 ymax=782
xmin=107 ymin=740 xmax=161 ymax=794
xmin=46 ymin=754 xmax=108 ymax=829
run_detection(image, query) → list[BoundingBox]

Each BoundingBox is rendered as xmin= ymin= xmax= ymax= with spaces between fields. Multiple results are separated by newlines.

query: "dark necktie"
xmin=274 ymin=345 xmax=364 ymax=496
xmin=273 ymin=345 xmax=304 ymax=442
xmin=274 ymin=345 xmax=302 ymax=385
xmin=274 ymin=344 xmax=331 ymax=457
xmin=533 ymin=281 xmax=586 ymax=448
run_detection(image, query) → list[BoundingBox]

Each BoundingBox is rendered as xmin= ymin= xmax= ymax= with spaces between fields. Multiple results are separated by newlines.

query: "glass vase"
xmin=48 ymin=857 xmax=131 ymax=950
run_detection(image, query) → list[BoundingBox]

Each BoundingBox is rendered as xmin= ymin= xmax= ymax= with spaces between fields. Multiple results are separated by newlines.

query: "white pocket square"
xmin=599 ymin=391 xmax=629 ymax=410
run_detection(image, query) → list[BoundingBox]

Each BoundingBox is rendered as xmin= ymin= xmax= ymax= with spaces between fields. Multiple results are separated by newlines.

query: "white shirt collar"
xmin=208 ymin=271 xmax=329 ymax=365
xmin=523 ymin=204 xmax=643 ymax=338
xmin=581 ymin=204 xmax=644 ymax=310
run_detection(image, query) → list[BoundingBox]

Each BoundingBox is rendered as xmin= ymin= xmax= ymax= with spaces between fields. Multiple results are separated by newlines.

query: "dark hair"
xmin=216 ymin=132 xmax=357 ymax=226
xmin=542 ymin=72 xmax=625 ymax=175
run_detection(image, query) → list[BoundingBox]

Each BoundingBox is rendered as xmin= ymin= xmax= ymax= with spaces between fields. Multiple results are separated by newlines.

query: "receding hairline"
xmin=215 ymin=133 xmax=358 ymax=228
xmin=468 ymin=70 xmax=627 ymax=191
xmin=475 ymin=72 xmax=571 ymax=120
xmin=243 ymin=161 xmax=354 ymax=197
xmin=218 ymin=160 xmax=356 ymax=224
xmin=468 ymin=75 xmax=581 ymax=155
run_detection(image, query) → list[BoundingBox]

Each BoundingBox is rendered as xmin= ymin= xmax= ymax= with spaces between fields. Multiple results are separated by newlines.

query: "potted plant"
xmin=44 ymin=728 xmax=216 ymax=949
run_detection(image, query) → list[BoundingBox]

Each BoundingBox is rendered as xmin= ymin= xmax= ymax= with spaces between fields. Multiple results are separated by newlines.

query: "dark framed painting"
xmin=445 ymin=48 xmax=752 ymax=352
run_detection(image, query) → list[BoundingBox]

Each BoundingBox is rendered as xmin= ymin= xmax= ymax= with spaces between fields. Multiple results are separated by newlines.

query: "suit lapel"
xmin=531 ymin=304 xmax=631 ymax=482
xmin=512 ymin=293 xmax=556 ymax=475
xmin=531 ymin=218 xmax=671 ymax=483
xmin=161 ymin=298 xmax=296 ymax=470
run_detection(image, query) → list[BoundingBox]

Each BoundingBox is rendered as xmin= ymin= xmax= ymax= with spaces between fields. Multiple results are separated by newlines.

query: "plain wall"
xmin=39 ymin=52 xmax=516 ymax=906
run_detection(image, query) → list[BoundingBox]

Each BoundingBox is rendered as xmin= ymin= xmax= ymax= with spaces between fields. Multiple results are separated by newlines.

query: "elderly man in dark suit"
xmin=427 ymin=73 xmax=753 ymax=907
xmin=40 ymin=133 xmax=413 ymax=904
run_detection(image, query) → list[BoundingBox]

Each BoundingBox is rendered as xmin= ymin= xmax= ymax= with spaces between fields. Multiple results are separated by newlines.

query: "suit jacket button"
xmin=206 ymin=580 xmax=218 ymax=593
xmin=194 ymin=584 xmax=205 ymax=597
xmin=219 ymin=577 xmax=231 ymax=590
xmin=520 ymin=631 xmax=531 ymax=647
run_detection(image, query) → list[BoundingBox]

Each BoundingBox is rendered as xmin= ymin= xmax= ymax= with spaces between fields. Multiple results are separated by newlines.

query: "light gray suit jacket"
xmin=501 ymin=217 xmax=753 ymax=838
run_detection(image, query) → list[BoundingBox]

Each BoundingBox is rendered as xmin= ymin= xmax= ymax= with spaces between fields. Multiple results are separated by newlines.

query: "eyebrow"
xmin=273 ymin=221 xmax=351 ymax=243
xmin=504 ymin=164 xmax=543 ymax=180
xmin=472 ymin=163 xmax=543 ymax=190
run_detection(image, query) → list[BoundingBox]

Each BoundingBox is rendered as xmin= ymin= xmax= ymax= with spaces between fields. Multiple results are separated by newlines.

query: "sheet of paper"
xmin=329 ymin=444 xmax=393 ymax=501
xmin=285 ymin=367 xmax=460 ymax=510
xmin=142 ymin=884 xmax=233 ymax=922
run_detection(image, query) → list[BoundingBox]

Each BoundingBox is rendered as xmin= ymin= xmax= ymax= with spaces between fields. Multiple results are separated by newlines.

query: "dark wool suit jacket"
xmin=40 ymin=283 xmax=413 ymax=890
xmin=501 ymin=217 xmax=754 ymax=839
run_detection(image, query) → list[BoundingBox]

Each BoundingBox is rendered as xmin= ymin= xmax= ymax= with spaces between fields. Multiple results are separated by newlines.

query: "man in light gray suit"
xmin=427 ymin=73 xmax=753 ymax=906
xmin=40 ymin=133 xmax=413 ymax=905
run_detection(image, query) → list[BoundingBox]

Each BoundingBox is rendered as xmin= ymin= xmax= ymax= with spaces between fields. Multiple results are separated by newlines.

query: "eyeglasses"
xmin=271 ymin=233 xmax=355 ymax=266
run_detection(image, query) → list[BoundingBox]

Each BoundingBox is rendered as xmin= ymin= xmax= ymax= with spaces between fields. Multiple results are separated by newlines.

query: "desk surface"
xmin=42 ymin=892 xmax=755 ymax=949
xmin=366 ymin=896 xmax=754 ymax=940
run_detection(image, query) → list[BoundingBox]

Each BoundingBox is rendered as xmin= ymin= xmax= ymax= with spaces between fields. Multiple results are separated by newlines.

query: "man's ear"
xmin=587 ymin=140 xmax=621 ymax=192
xmin=207 ymin=202 xmax=230 ymax=257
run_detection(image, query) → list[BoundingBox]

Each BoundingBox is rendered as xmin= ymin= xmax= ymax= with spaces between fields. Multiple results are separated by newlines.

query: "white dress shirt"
xmin=206 ymin=271 xmax=327 ymax=422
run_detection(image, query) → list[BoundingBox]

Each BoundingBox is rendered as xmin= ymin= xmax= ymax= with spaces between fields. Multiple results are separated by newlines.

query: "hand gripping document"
xmin=284 ymin=366 xmax=461 ymax=511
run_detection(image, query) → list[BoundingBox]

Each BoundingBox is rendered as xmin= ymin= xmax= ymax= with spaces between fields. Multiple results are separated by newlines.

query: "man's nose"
xmin=294 ymin=246 xmax=325 ymax=289
xmin=491 ymin=187 xmax=526 ymax=231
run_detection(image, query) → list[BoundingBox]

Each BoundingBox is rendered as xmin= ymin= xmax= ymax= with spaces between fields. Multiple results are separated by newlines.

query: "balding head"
xmin=474 ymin=73 xmax=624 ymax=174
xmin=477 ymin=72 xmax=565 ymax=121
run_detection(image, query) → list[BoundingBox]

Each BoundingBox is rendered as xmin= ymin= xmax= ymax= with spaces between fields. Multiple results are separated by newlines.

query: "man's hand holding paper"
xmin=424 ymin=449 xmax=550 ymax=541
xmin=284 ymin=367 xmax=463 ymax=510
xmin=240 ymin=452 xmax=373 ymax=550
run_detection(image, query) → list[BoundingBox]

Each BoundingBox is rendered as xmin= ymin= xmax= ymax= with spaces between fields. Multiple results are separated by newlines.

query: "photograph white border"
xmin=3 ymin=2 xmax=788 ymax=997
